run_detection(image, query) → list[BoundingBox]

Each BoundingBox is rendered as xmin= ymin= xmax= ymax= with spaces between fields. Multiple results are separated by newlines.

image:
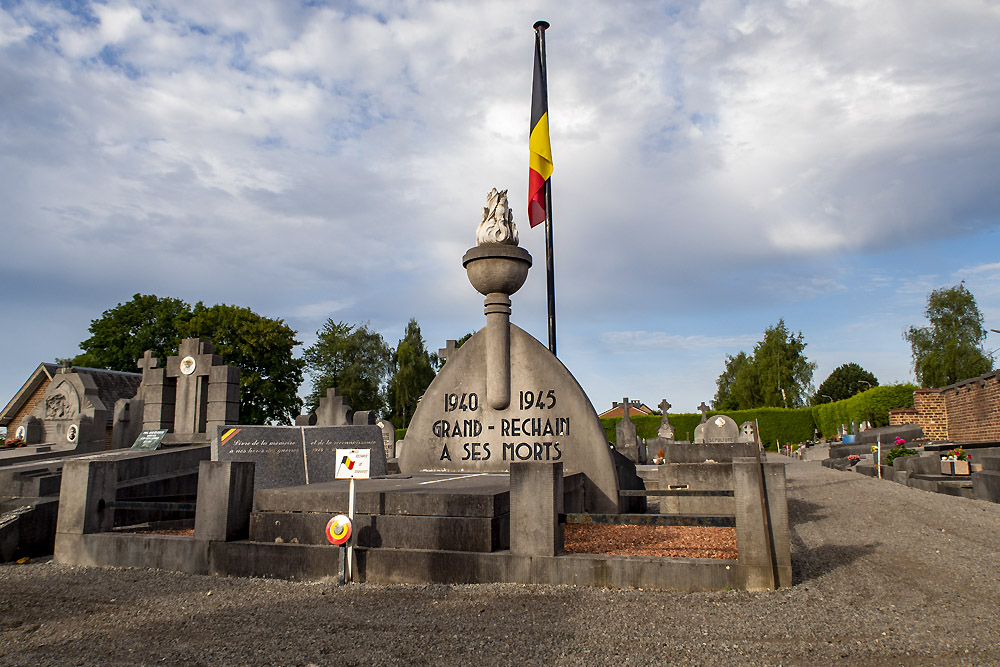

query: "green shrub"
xmin=885 ymin=444 xmax=918 ymax=466
xmin=602 ymin=407 xmax=818 ymax=451
xmin=812 ymin=384 xmax=916 ymax=438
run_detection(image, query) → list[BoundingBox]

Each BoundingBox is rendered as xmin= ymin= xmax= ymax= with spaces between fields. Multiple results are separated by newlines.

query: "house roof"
xmin=0 ymin=363 xmax=60 ymax=427
xmin=598 ymin=401 xmax=655 ymax=419
xmin=1 ymin=364 xmax=142 ymax=427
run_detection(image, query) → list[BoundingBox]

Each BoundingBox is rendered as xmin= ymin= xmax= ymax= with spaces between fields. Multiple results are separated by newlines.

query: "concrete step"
xmin=251 ymin=510 xmax=508 ymax=552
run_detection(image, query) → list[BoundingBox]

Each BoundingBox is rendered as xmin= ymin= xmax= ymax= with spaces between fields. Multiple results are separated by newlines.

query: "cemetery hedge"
xmin=812 ymin=384 xmax=915 ymax=438
xmin=603 ymin=408 xmax=816 ymax=450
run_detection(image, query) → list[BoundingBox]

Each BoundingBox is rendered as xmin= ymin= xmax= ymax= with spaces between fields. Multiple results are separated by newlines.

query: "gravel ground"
xmin=2 ymin=457 xmax=999 ymax=666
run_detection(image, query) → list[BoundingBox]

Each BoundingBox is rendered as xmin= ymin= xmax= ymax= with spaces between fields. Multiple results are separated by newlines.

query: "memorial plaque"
xmin=130 ymin=429 xmax=168 ymax=451
xmin=303 ymin=426 xmax=385 ymax=482
xmin=214 ymin=425 xmax=387 ymax=493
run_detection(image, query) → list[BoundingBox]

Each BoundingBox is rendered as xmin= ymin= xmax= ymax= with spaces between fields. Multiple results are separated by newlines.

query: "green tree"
xmin=72 ymin=293 xmax=192 ymax=371
xmin=812 ymin=363 xmax=878 ymax=404
xmin=904 ymin=282 xmax=992 ymax=387
xmin=713 ymin=351 xmax=750 ymax=411
xmin=302 ymin=320 xmax=392 ymax=415
xmin=714 ymin=319 xmax=817 ymax=410
xmin=749 ymin=320 xmax=816 ymax=408
xmin=387 ymin=319 xmax=439 ymax=427
xmin=181 ymin=303 xmax=305 ymax=425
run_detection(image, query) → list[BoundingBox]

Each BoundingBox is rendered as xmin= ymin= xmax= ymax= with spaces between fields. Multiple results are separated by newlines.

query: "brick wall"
xmin=891 ymin=372 xmax=1000 ymax=443
xmin=889 ymin=408 xmax=919 ymax=426
xmin=944 ymin=373 xmax=1000 ymax=442
xmin=5 ymin=379 xmax=51 ymax=438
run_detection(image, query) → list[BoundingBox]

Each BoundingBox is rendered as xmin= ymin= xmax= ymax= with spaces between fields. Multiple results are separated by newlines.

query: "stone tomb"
xmin=694 ymin=414 xmax=739 ymax=444
xmin=140 ymin=339 xmax=241 ymax=445
xmin=213 ymin=425 xmax=387 ymax=495
xmin=16 ymin=365 xmax=109 ymax=453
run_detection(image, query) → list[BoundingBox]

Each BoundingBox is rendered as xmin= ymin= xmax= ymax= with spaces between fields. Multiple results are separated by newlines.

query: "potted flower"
xmin=652 ymin=448 xmax=665 ymax=465
xmin=847 ymin=454 xmax=861 ymax=466
xmin=941 ymin=447 xmax=971 ymax=475
xmin=2 ymin=438 xmax=26 ymax=449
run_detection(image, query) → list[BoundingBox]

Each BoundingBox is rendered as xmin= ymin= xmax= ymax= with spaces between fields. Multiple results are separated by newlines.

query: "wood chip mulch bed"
xmin=126 ymin=526 xmax=738 ymax=559
xmin=562 ymin=524 xmax=737 ymax=559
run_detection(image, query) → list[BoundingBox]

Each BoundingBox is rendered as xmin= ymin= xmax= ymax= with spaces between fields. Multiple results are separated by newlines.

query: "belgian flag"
xmin=528 ymin=23 xmax=553 ymax=228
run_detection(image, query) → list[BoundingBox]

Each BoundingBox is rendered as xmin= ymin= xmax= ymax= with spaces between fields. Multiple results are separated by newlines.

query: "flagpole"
xmin=534 ymin=20 xmax=556 ymax=357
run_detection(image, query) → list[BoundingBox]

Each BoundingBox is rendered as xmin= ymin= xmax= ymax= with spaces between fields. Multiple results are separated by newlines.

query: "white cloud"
xmin=1 ymin=0 xmax=999 ymax=414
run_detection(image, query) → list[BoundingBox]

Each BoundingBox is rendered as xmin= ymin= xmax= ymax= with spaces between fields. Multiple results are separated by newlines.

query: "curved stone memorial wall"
xmin=399 ymin=324 xmax=619 ymax=513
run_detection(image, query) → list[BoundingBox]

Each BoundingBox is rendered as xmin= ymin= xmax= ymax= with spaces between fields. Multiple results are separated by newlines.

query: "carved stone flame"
xmin=476 ymin=188 xmax=519 ymax=246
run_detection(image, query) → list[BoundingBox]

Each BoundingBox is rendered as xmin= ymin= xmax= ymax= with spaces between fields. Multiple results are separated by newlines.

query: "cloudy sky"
xmin=2 ymin=0 xmax=999 ymax=422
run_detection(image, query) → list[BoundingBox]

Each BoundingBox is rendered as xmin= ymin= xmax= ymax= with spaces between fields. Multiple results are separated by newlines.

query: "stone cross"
xmin=137 ymin=350 xmax=159 ymax=382
xmin=316 ymin=387 xmax=352 ymax=426
xmin=698 ymin=402 xmax=709 ymax=423
xmin=165 ymin=339 xmax=219 ymax=434
xmin=438 ymin=340 xmax=458 ymax=365
xmin=621 ymin=397 xmax=630 ymax=420
xmin=659 ymin=399 xmax=671 ymax=414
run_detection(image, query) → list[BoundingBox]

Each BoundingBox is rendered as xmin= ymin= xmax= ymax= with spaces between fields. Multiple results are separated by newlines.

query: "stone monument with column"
xmin=399 ymin=189 xmax=621 ymax=512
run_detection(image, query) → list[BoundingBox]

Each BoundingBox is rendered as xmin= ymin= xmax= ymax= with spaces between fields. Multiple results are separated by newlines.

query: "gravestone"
xmin=656 ymin=399 xmax=675 ymax=440
xmin=694 ymin=414 xmax=739 ymax=444
xmin=438 ymin=340 xmax=458 ymax=365
xmin=140 ymin=339 xmax=241 ymax=444
xmin=20 ymin=365 xmax=107 ymax=451
xmin=315 ymin=388 xmax=352 ymax=426
xmin=213 ymin=424 xmax=386 ymax=494
xmin=697 ymin=402 xmax=709 ymax=423
xmin=377 ymin=419 xmax=397 ymax=459
xmin=398 ymin=188 xmax=621 ymax=512
xmin=615 ymin=397 xmax=641 ymax=463
xmin=739 ymin=421 xmax=757 ymax=444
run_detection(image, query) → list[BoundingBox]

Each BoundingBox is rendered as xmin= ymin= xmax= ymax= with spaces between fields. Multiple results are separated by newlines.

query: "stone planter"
xmin=941 ymin=459 xmax=970 ymax=476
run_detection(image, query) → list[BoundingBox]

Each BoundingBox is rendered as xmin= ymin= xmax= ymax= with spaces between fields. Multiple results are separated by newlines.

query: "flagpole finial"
xmin=533 ymin=20 xmax=549 ymax=31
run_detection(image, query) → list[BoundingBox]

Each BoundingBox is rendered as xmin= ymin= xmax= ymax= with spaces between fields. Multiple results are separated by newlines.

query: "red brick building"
xmin=890 ymin=370 xmax=1000 ymax=442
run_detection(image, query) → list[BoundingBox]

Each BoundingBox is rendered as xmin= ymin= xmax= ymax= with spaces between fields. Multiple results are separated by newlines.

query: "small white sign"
xmin=335 ymin=448 xmax=371 ymax=479
xmin=180 ymin=356 xmax=197 ymax=375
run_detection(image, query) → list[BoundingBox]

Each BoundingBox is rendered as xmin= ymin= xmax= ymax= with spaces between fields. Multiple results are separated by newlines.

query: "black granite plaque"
xmin=304 ymin=425 xmax=386 ymax=482
xmin=213 ymin=425 xmax=388 ymax=493
xmin=131 ymin=429 xmax=168 ymax=451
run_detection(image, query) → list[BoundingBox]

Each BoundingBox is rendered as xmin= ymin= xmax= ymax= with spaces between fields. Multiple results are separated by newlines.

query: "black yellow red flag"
xmin=528 ymin=26 xmax=553 ymax=228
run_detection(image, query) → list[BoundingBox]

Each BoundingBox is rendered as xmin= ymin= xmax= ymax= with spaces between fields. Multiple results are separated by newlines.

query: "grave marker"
xmin=213 ymin=425 xmax=386 ymax=494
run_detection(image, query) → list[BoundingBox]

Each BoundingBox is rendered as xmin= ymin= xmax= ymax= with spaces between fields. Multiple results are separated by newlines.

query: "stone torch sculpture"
xmin=462 ymin=188 xmax=532 ymax=410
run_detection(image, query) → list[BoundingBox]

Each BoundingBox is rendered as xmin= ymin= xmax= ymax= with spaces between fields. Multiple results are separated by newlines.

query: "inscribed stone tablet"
xmin=215 ymin=426 xmax=306 ymax=491
xmin=303 ymin=425 xmax=386 ymax=482
xmin=131 ymin=429 xmax=168 ymax=451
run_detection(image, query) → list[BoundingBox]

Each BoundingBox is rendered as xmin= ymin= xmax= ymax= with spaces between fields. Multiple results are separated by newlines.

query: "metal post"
xmin=347 ymin=477 xmax=356 ymax=582
xmin=534 ymin=20 xmax=556 ymax=357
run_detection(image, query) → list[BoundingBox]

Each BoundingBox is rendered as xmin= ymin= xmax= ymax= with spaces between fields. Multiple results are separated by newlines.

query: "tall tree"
xmin=713 ymin=351 xmax=751 ymax=411
xmin=812 ymin=363 xmax=878 ymax=403
xmin=904 ymin=282 xmax=992 ymax=387
xmin=713 ymin=319 xmax=817 ymax=410
xmin=181 ymin=303 xmax=305 ymax=425
xmin=302 ymin=320 xmax=392 ymax=415
xmin=72 ymin=293 xmax=191 ymax=371
xmin=751 ymin=320 xmax=817 ymax=408
xmin=387 ymin=319 xmax=438 ymax=428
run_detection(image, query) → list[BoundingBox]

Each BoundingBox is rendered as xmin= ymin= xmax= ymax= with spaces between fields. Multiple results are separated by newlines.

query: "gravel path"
xmin=2 ymin=458 xmax=999 ymax=666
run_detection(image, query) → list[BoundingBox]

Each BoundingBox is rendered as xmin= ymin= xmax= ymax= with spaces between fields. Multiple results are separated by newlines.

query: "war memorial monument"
xmin=38 ymin=189 xmax=791 ymax=591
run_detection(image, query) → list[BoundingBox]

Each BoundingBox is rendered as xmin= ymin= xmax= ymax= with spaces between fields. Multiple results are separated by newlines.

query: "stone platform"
xmin=253 ymin=473 xmax=513 ymax=552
